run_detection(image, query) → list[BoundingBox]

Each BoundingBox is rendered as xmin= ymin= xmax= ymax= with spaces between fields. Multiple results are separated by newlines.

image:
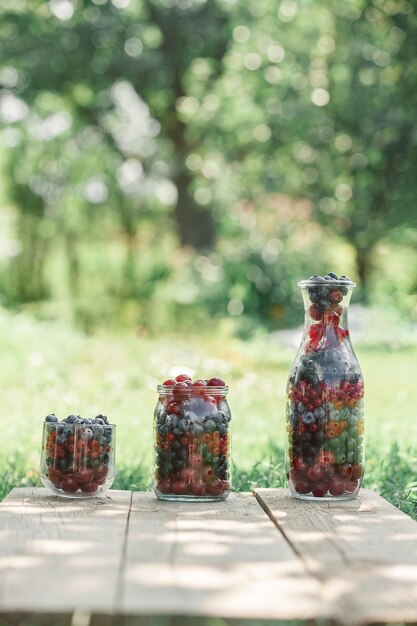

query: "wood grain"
xmin=254 ymin=487 xmax=417 ymax=626
xmin=0 ymin=488 xmax=132 ymax=617
xmin=119 ymin=491 xmax=324 ymax=621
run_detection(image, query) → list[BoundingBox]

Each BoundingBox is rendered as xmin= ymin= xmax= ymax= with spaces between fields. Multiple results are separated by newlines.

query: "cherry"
xmin=166 ymin=402 xmax=182 ymax=416
xmin=80 ymin=482 xmax=98 ymax=494
xmin=181 ymin=467 xmax=197 ymax=482
xmin=171 ymin=481 xmax=189 ymax=495
xmin=307 ymin=465 xmax=326 ymax=482
xmin=351 ymin=464 xmax=362 ymax=480
xmin=207 ymin=377 xmax=225 ymax=387
xmin=76 ymin=469 xmax=94 ymax=484
xmin=312 ymin=482 xmax=328 ymax=497
xmin=172 ymin=382 xmax=190 ymax=397
xmin=329 ymin=289 xmax=343 ymax=303
xmin=294 ymin=478 xmax=311 ymax=494
xmin=175 ymin=374 xmax=192 ymax=383
xmin=309 ymin=304 xmax=323 ymax=321
xmin=337 ymin=464 xmax=353 ymax=479
xmin=193 ymin=379 xmax=208 ymax=387
xmin=94 ymin=465 xmax=109 ymax=480
xmin=163 ymin=379 xmax=176 ymax=386
xmin=206 ymin=480 xmax=223 ymax=495
xmin=328 ymin=477 xmax=346 ymax=496
xmin=60 ymin=477 xmax=79 ymax=493
xmin=157 ymin=479 xmax=172 ymax=494
xmin=345 ymin=479 xmax=359 ymax=493
xmin=190 ymin=481 xmax=206 ymax=496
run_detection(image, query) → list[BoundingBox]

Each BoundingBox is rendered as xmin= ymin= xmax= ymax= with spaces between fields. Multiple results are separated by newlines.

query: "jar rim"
xmin=157 ymin=385 xmax=229 ymax=395
xmin=297 ymin=279 xmax=356 ymax=288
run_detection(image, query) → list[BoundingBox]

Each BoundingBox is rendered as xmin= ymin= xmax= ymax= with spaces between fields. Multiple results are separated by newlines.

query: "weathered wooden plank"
xmin=254 ymin=487 xmax=417 ymax=626
xmin=119 ymin=492 xmax=325 ymax=621
xmin=0 ymin=488 xmax=132 ymax=616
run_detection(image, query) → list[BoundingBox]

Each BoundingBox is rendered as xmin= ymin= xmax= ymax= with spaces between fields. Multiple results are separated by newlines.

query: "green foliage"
xmin=0 ymin=0 xmax=417 ymax=329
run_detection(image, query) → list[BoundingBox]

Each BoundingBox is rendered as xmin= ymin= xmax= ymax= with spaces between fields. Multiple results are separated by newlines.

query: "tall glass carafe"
xmin=286 ymin=273 xmax=364 ymax=500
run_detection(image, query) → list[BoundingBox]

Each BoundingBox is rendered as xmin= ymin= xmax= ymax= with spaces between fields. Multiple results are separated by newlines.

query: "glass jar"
xmin=154 ymin=385 xmax=231 ymax=501
xmin=286 ymin=274 xmax=364 ymax=500
xmin=40 ymin=420 xmax=116 ymax=497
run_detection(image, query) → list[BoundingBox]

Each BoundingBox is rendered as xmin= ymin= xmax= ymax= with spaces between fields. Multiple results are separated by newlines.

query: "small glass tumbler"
xmin=154 ymin=384 xmax=231 ymax=501
xmin=40 ymin=421 xmax=116 ymax=498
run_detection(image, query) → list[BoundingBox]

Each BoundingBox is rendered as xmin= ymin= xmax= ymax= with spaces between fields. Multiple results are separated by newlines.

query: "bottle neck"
xmin=300 ymin=286 xmax=353 ymax=353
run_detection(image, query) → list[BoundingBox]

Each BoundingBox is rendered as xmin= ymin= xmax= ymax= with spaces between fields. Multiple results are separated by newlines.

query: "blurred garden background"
xmin=0 ymin=0 xmax=416 ymax=515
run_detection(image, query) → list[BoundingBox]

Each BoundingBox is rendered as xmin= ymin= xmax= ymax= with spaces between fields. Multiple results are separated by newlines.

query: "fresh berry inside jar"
xmin=154 ymin=375 xmax=231 ymax=501
xmin=286 ymin=273 xmax=364 ymax=500
xmin=40 ymin=413 xmax=116 ymax=497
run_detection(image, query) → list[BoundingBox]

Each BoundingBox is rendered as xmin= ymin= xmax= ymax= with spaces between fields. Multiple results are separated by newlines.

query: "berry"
xmin=307 ymin=465 xmax=326 ymax=482
xmin=328 ymin=477 xmax=345 ymax=496
xmin=94 ymin=465 xmax=109 ymax=480
xmin=76 ymin=469 xmax=94 ymax=484
xmin=172 ymin=382 xmax=190 ymax=397
xmin=309 ymin=324 xmax=324 ymax=341
xmin=311 ymin=482 xmax=328 ymax=497
xmin=45 ymin=414 xmax=58 ymax=423
xmin=207 ymin=377 xmax=226 ymax=387
xmin=329 ymin=289 xmax=343 ymax=304
xmin=171 ymin=481 xmax=189 ymax=495
xmin=175 ymin=374 xmax=192 ymax=383
xmin=157 ymin=479 xmax=172 ymax=494
xmin=190 ymin=481 xmax=206 ymax=496
xmin=294 ymin=478 xmax=310 ymax=494
xmin=80 ymin=482 xmax=98 ymax=494
xmin=351 ymin=463 xmax=362 ymax=480
xmin=60 ymin=477 xmax=79 ymax=493
xmin=192 ymin=379 xmax=208 ymax=387
xmin=206 ymin=480 xmax=223 ymax=496
xmin=163 ymin=379 xmax=176 ymax=386
xmin=337 ymin=464 xmax=353 ymax=479
xmin=345 ymin=479 xmax=359 ymax=493
xmin=309 ymin=304 xmax=323 ymax=321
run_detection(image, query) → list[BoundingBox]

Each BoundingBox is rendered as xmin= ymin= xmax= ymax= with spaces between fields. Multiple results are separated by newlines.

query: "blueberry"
xmin=92 ymin=424 xmax=104 ymax=437
xmin=203 ymin=419 xmax=216 ymax=432
xmin=308 ymin=290 xmax=320 ymax=303
xmin=94 ymin=417 xmax=105 ymax=425
xmin=45 ymin=414 xmax=58 ymax=423
xmin=327 ymin=272 xmax=338 ymax=279
xmin=340 ymin=286 xmax=348 ymax=295
xmin=297 ymin=402 xmax=306 ymax=413
xmin=65 ymin=415 xmax=78 ymax=424
xmin=81 ymin=428 xmax=93 ymax=441
xmin=63 ymin=425 xmax=74 ymax=436
xmin=83 ymin=418 xmax=93 ymax=425
xmin=314 ymin=407 xmax=325 ymax=420
xmin=57 ymin=434 xmax=67 ymax=445
xmin=301 ymin=411 xmax=315 ymax=425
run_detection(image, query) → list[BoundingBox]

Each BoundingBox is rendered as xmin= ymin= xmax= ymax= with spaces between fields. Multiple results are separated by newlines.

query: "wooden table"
xmin=1 ymin=488 xmax=417 ymax=626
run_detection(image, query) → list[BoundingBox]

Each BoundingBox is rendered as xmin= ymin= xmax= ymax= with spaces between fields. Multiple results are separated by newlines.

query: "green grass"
xmin=0 ymin=306 xmax=416 ymax=520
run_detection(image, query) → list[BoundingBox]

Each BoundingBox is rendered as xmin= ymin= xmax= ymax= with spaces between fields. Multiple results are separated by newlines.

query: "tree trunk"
xmin=173 ymin=169 xmax=215 ymax=249
xmin=355 ymin=246 xmax=373 ymax=300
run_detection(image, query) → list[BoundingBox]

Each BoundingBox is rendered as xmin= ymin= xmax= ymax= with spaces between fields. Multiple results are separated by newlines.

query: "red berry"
xmin=309 ymin=324 xmax=324 ymax=341
xmin=337 ymin=464 xmax=353 ymax=479
xmin=221 ymin=480 xmax=230 ymax=492
xmin=312 ymin=482 xmax=328 ymax=497
xmin=351 ymin=464 xmax=363 ymax=480
xmin=207 ymin=377 xmax=225 ymax=387
xmin=206 ymin=479 xmax=223 ymax=495
xmin=80 ymin=482 xmax=98 ymax=494
xmin=323 ymin=312 xmax=340 ymax=327
xmin=76 ymin=469 xmax=94 ymax=484
xmin=307 ymin=465 xmax=326 ymax=482
xmin=328 ymin=477 xmax=345 ymax=496
xmin=173 ymin=382 xmax=190 ymax=396
xmin=94 ymin=465 xmax=109 ymax=480
xmin=175 ymin=374 xmax=192 ymax=382
xmin=166 ymin=402 xmax=182 ymax=415
xmin=190 ymin=481 xmax=206 ymax=496
xmin=309 ymin=304 xmax=323 ymax=321
xmin=345 ymin=479 xmax=359 ymax=493
xmin=171 ymin=481 xmax=189 ymax=495
xmin=190 ymin=454 xmax=203 ymax=467
xmin=294 ymin=478 xmax=311 ymax=494
xmin=157 ymin=480 xmax=172 ymax=494
xmin=181 ymin=467 xmax=197 ymax=482
xmin=163 ymin=379 xmax=176 ymax=386
xmin=193 ymin=379 xmax=208 ymax=387
xmin=60 ymin=477 xmax=79 ymax=493
xmin=292 ymin=458 xmax=308 ymax=473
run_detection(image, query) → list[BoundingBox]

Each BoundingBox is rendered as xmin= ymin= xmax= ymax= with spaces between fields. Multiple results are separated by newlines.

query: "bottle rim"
xmin=297 ymin=279 xmax=356 ymax=288
xmin=157 ymin=385 xmax=229 ymax=396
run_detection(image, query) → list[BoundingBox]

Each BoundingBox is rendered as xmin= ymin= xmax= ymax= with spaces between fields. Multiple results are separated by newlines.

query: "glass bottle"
xmin=154 ymin=384 xmax=231 ymax=501
xmin=41 ymin=421 xmax=116 ymax=498
xmin=286 ymin=274 xmax=364 ymax=500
